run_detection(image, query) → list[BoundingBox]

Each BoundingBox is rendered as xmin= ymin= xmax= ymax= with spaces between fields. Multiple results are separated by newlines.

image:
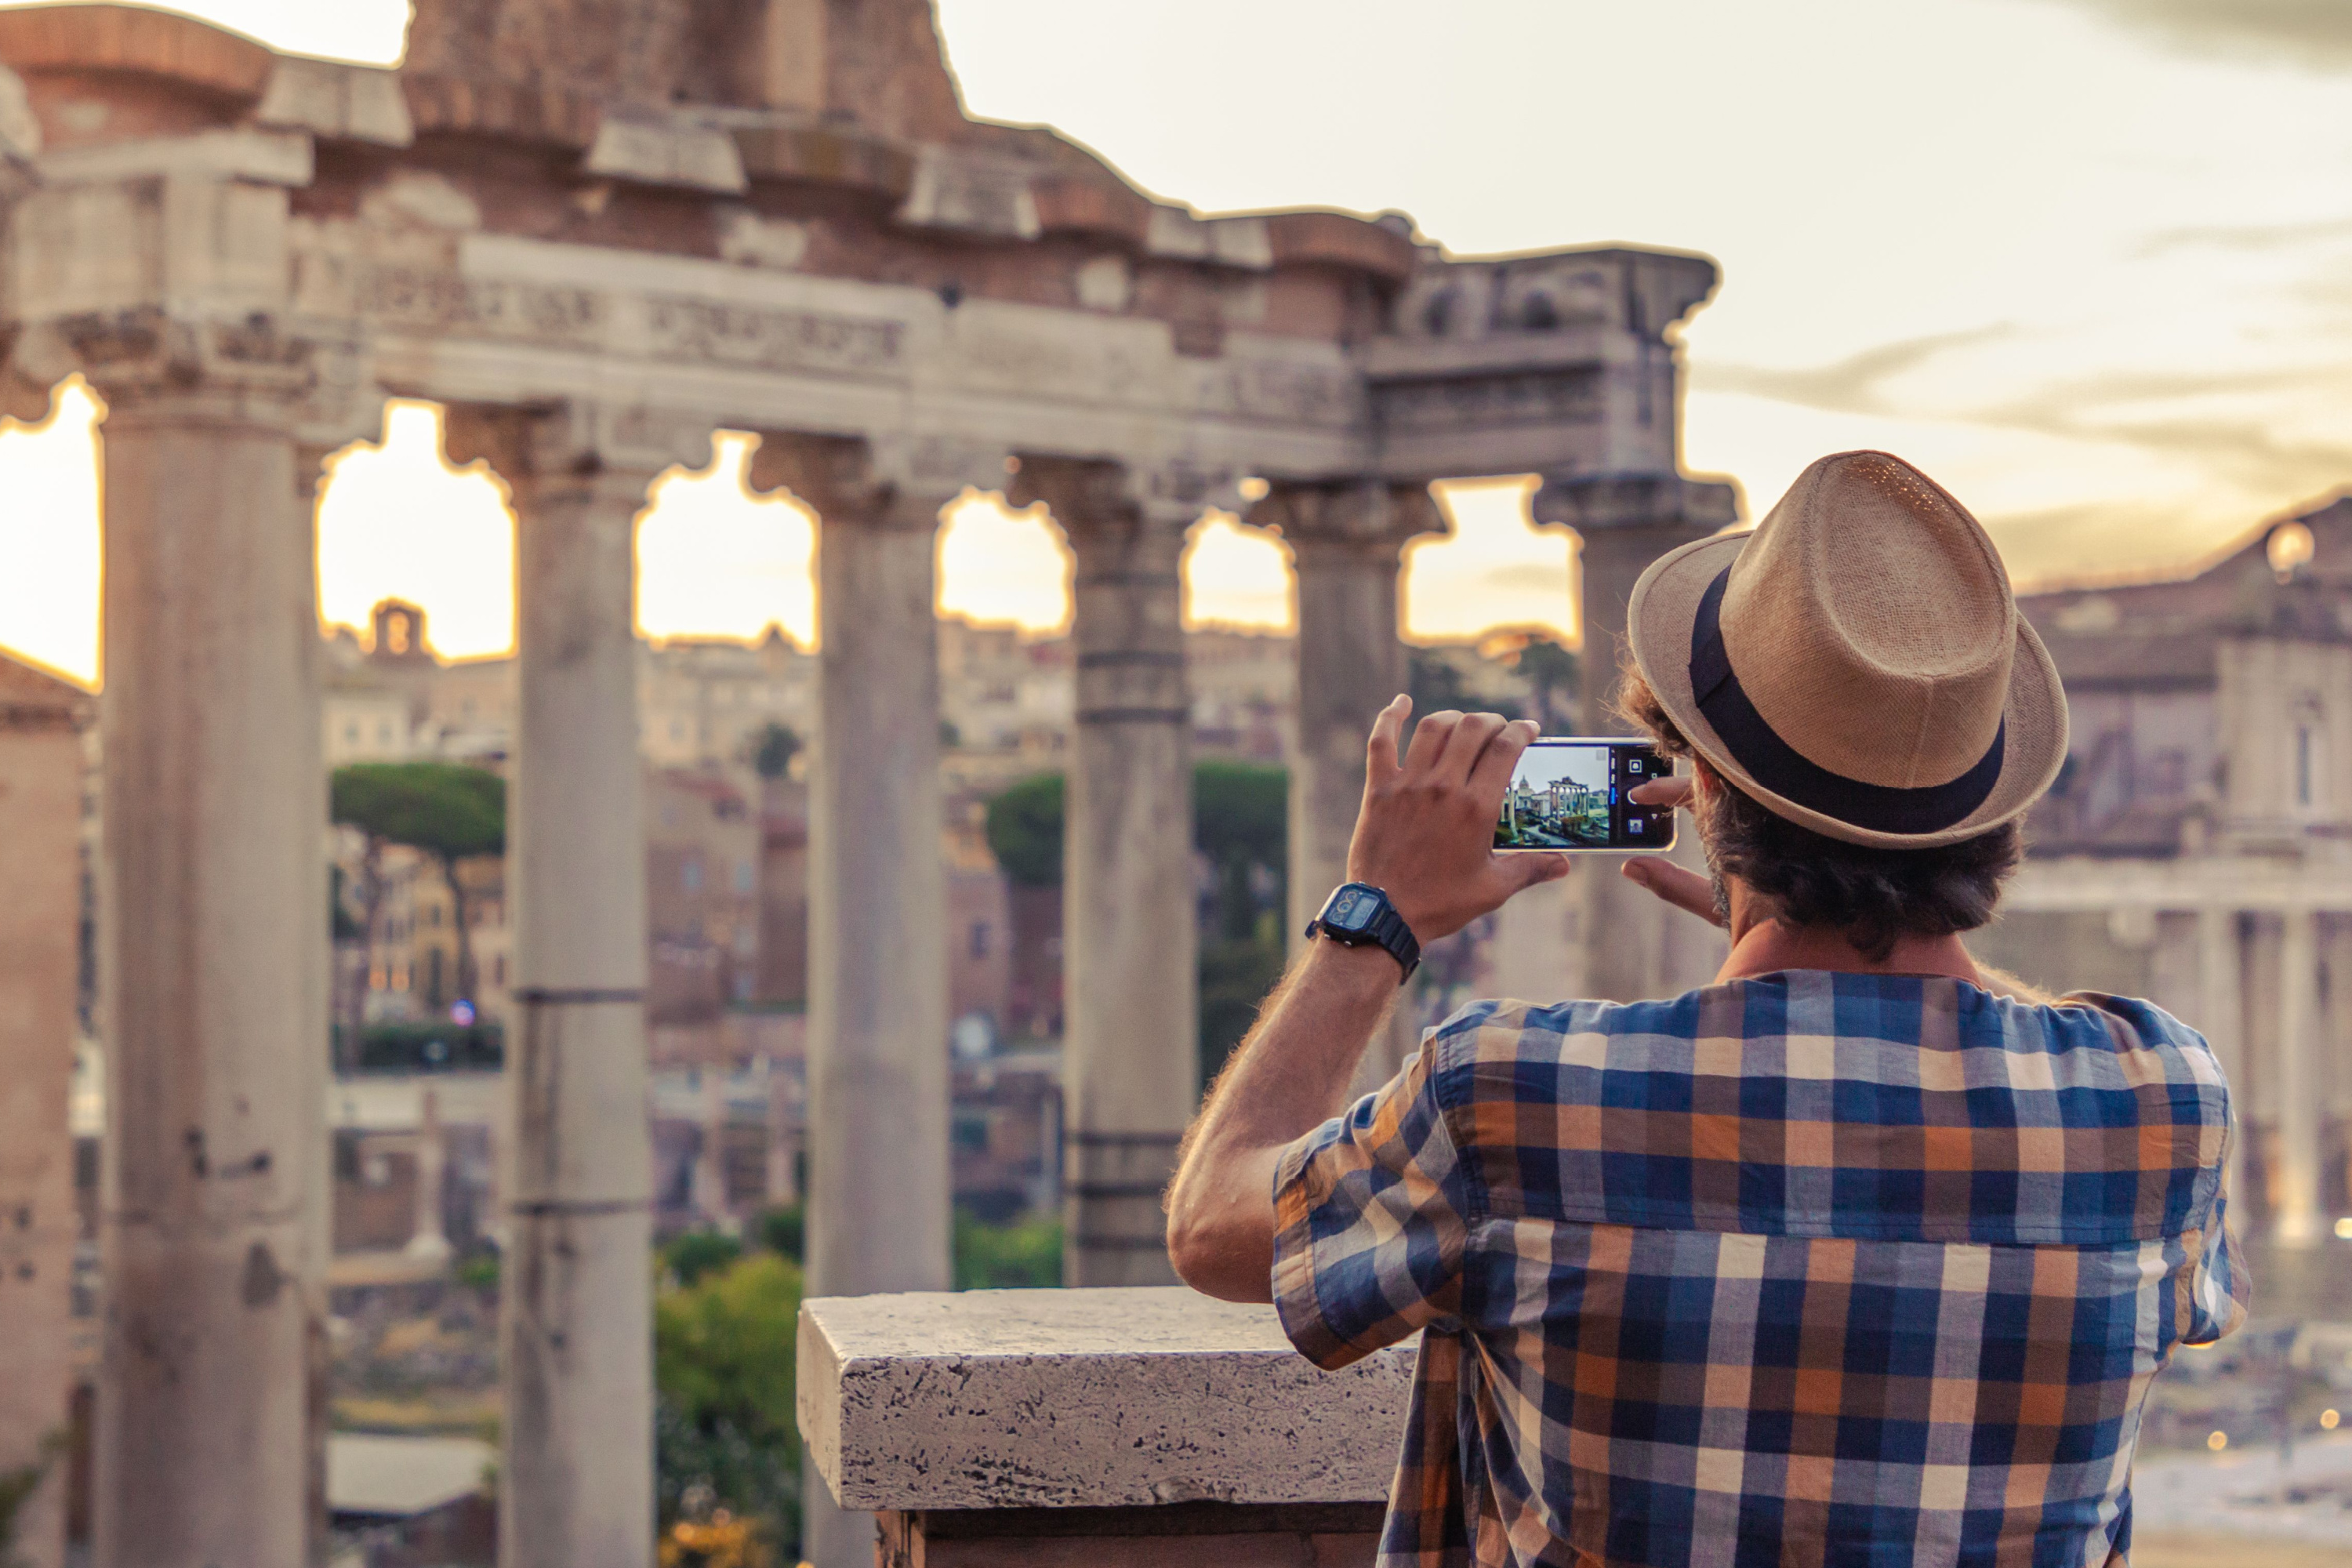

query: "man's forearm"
xmin=1164 ymin=938 xmax=1403 ymax=1301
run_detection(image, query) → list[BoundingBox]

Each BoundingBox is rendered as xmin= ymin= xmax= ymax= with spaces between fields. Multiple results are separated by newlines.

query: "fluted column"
xmin=1535 ymin=475 xmax=1737 ymax=1001
xmin=750 ymin=434 xmax=953 ymax=1568
xmin=2195 ymin=906 xmax=2248 ymax=1221
xmin=1251 ymin=478 xmax=1439 ymax=1091
xmin=2276 ymin=907 xmax=2324 ymax=1247
xmin=446 ymin=404 xmax=666 ymax=1568
xmin=1011 ymin=457 xmax=1196 ymax=1287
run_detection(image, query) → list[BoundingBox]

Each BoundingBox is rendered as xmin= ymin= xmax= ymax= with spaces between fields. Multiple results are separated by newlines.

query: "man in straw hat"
xmin=1167 ymin=451 xmax=2247 ymax=1566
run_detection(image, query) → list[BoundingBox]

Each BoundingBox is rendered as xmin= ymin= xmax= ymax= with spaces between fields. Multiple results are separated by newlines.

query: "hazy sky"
xmin=1 ymin=0 xmax=2346 ymax=684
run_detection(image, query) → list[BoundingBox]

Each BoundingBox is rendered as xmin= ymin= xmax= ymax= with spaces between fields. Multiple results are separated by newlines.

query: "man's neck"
xmin=1715 ymin=880 xmax=1984 ymax=987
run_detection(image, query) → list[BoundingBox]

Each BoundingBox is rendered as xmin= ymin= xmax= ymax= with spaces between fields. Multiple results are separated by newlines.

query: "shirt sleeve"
xmin=1270 ymin=1030 xmax=1478 ymax=1371
xmin=2183 ymin=1189 xmax=2252 ymax=1346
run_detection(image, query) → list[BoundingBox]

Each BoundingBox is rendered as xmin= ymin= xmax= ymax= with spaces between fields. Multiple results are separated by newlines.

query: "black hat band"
xmin=1688 ymin=565 xmax=2005 ymax=837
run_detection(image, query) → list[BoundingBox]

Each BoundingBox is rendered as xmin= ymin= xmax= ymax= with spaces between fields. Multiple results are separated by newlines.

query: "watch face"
xmin=1326 ymin=887 xmax=1378 ymax=931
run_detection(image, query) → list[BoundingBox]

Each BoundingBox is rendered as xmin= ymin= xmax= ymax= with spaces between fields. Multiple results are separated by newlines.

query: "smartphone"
xmin=1495 ymin=738 xmax=1679 ymax=851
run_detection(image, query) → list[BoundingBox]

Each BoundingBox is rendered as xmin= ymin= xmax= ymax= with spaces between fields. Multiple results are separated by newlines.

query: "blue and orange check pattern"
xmin=1272 ymin=972 xmax=2248 ymax=1567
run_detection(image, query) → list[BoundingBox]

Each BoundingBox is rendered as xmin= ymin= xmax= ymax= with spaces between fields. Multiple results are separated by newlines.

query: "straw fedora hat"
xmin=1625 ymin=450 xmax=2067 ymax=849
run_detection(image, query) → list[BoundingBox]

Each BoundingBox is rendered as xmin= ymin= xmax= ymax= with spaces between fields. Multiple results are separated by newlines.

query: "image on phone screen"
xmin=1495 ymin=739 xmax=1679 ymax=852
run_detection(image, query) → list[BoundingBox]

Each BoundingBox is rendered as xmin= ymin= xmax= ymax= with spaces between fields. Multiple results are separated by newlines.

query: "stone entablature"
xmin=0 ymin=3 xmax=1719 ymax=501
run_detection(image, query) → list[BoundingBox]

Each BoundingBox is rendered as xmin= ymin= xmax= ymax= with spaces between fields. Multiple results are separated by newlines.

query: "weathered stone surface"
xmin=254 ymin=56 xmax=412 ymax=147
xmin=800 ymin=1289 xmax=1416 ymax=1512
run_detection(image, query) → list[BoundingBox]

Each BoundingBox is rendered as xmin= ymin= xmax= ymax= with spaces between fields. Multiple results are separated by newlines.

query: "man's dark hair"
xmin=1616 ymin=666 xmax=2022 ymax=961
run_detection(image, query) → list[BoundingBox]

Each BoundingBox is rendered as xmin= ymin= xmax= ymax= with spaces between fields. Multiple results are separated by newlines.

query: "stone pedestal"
xmin=93 ymin=381 xmax=328 ymax=1568
xmin=800 ymin=1288 xmax=1410 ymax=1566
xmin=2275 ymin=908 xmax=2324 ymax=1248
xmin=1536 ymin=475 xmax=1737 ymax=1003
xmin=1012 ymin=459 xmax=1196 ymax=1287
xmin=751 ymin=434 xmax=955 ymax=1568
xmin=448 ymin=405 xmax=661 ymax=1568
xmin=0 ymin=657 xmax=89 ymax=1568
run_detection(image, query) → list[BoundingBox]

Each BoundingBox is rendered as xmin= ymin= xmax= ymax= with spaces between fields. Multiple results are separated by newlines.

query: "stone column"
xmin=749 ymin=434 xmax=953 ymax=1568
xmin=1250 ymin=479 xmax=1439 ymax=1093
xmin=85 ymin=354 xmax=329 ymax=1568
xmin=296 ymin=441 xmax=339 ymax=1563
xmin=446 ymin=404 xmax=666 ymax=1568
xmin=0 ymin=658 xmax=89 ymax=1568
xmin=2275 ymin=907 xmax=2324 ymax=1247
xmin=1534 ymin=475 xmax=1737 ymax=1002
xmin=406 ymin=1086 xmax=452 ymax=1264
xmin=1011 ymin=457 xmax=1196 ymax=1288
xmin=2196 ymin=906 xmax=2249 ymax=1219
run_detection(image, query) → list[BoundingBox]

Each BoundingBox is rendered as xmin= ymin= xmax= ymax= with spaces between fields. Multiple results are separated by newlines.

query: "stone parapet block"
xmin=797 ymin=1287 xmax=1416 ymax=1514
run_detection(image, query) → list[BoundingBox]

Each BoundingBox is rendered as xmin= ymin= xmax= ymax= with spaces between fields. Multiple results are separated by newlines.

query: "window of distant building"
xmin=494 ymin=955 xmax=506 ymax=986
xmin=2294 ymin=695 xmax=2326 ymax=815
xmin=953 ymin=1110 xmax=991 ymax=1153
xmin=734 ymin=861 xmax=753 ymax=895
xmin=970 ymin=920 xmax=990 ymax=960
xmin=683 ymin=858 xmax=702 ymax=894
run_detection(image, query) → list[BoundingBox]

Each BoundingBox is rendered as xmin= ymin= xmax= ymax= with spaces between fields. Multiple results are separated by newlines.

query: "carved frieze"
xmin=1373 ymin=368 xmax=1602 ymax=434
xmin=360 ymin=263 xmax=604 ymax=349
xmin=643 ymin=296 xmax=905 ymax=376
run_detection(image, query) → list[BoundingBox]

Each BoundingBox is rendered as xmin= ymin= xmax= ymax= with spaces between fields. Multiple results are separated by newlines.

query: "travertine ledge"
xmin=797 ymin=1288 xmax=1415 ymax=1512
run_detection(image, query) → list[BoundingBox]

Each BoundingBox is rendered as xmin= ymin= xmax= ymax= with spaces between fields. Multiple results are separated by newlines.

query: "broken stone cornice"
xmin=254 ymin=55 xmax=413 ymax=149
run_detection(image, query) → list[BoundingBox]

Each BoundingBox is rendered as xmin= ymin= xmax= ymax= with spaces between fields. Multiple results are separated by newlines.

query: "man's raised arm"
xmin=1163 ymin=696 xmax=1567 ymax=1301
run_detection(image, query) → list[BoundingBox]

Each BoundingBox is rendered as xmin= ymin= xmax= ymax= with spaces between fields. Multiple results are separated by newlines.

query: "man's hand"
xmin=1620 ymin=775 xmax=1726 ymax=929
xmin=1346 ymin=696 xmax=1570 ymax=944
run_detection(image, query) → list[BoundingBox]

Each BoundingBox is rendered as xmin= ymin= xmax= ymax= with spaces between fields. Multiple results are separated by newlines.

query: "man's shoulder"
xmin=1430 ymin=974 xmax=2223 ymax=1086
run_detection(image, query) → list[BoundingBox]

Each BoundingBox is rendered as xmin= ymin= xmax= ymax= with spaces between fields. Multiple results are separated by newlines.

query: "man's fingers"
xmin=1435 ymin=711 xmax=1512 ymax=785
xmin=1627 ymin=777 xmax=1694 ymax=809
xmin=1467 ymin=717 xmax=1539 ymax=802
xmin=1365 ymin=694 xmax=1410 ymax=788
xmin=1621 ymin=856 xmax=1725 ymax=927
xmin=1401 ymin=708 xmax=1462 ymax=775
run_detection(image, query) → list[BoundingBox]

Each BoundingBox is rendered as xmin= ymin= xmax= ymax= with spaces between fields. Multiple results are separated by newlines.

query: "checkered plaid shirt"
xmin=1272 ymin=972 xmax=2248 ymax=1567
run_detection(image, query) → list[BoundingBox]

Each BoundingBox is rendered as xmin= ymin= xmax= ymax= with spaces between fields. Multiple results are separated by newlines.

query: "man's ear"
xmin=1689 ymin=757 xmax=1722 ymax=805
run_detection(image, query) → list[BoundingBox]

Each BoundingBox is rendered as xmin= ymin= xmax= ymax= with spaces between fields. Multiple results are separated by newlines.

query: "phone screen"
xmin=1494 ymin=738 xmax=1679 ymax=851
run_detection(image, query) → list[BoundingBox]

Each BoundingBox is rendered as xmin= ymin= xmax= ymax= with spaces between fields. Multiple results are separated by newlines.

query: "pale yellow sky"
xmin=3 ymin=0 xmax=2348 ymax=684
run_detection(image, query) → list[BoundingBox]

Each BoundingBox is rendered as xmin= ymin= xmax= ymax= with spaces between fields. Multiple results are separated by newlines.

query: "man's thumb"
xmin=1508 ymin=853 xmax=1573 ymax=893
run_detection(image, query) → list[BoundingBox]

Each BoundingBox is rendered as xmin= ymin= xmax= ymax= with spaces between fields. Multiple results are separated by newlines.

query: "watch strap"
xmin=1306 ymin=884 xmax=1421 ymax=983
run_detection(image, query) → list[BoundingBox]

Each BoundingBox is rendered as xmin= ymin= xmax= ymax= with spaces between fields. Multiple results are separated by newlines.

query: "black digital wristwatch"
xmin=1305 ymin=882 xmax=1421 ymax=983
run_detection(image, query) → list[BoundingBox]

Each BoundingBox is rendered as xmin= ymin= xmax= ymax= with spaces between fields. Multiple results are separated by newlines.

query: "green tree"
xmin=663 ymin=1229 xmax=743 ymax=1288
xmin=983 ymin=772 xmax=1065 ymax=887
xmin=983 ymin=764 xmax=1290 ymax=1082
xmin=656 ymin=1253 xmax=802 ymax=1555
xmin=744 ymin=723 xmax=801 ymax=781
xmin=1515 ymin=637 xmax=1581 ymax=729
xmin=953 ymin=1209 xmax=1062 ymax=1289
xmin=332 ymin=762 xmax=506 ymax=1011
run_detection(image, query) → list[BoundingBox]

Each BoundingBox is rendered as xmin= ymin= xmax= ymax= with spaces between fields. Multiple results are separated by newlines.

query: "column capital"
xmin=1533 ymin=472 xmax=1739 ymax=535
xmin=2 ymin=308 xmax=377 ymax=437
xmin=1010 ymin=452 xmax=1235 ymax=534
xmin=1247 ymin=477 xmax=1442 ymax=561
xmin=745 ymin=429 xmax=971 ymax=532
xmin=441 ymin=398 xmax=710 ymax=488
